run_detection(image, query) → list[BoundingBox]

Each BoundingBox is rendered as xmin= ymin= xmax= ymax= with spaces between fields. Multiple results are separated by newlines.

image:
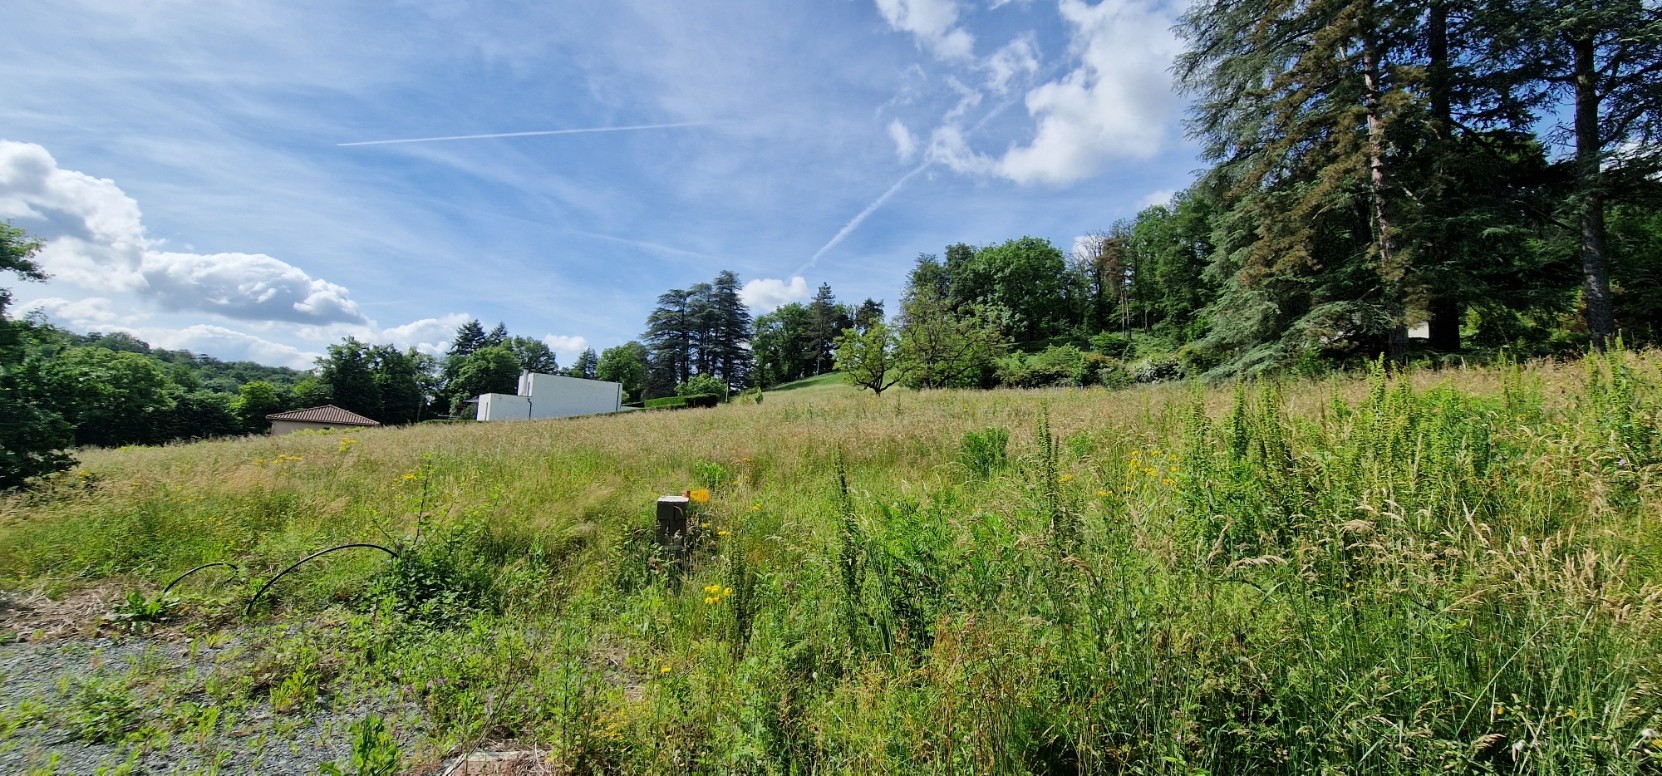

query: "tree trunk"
xmin=1363 ymin=24 xmax=1410 ymax=360
xmin=1425 ymin=0 xmax=1461 ymax=351
xmin=1573 ymin=33 xmax=1615 ymax=351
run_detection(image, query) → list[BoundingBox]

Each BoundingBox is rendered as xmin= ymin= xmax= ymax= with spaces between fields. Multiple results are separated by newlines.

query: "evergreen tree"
xmin=1500 ymin=0 xmax=1662 ymax=349
xmin=854 ymin=298 xmax=886 ymax=333
xmin=570 ymin=347 xmax=599 ymax=379
xmin=447 ymin=319 xmax=488 ymax=359
xmin=707 ymin=271 xmax=754 ymax=388
xmin=644 ymin=288 xmax=695 ymax=396
xmin=806 ymin=283 xmax=850 ymax=375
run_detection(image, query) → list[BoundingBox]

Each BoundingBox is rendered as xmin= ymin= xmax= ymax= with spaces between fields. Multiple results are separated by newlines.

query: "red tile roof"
xmin=265 ymin=405 xmax=381 ymax=427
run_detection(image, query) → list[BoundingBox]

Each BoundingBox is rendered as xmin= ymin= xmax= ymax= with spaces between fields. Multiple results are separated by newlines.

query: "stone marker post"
xmin=655 ymin=495 xmax=691 ymax=570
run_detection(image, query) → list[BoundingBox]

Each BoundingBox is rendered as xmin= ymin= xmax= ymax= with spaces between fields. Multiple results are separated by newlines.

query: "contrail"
xmin=799 ymin=162 xmax=929 ymax=274
xmin=338 ymin=121 xmax=708 ymax=147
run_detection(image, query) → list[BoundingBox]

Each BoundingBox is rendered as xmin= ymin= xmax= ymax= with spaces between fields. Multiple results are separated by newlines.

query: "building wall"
xmin=523 ymin=373 xmax=622 ymax=419
xmin=270 ymin=419 xmax=361 ymax=436
xmin=476 ymin=393 xmax=532 ymax=421
xmin=475 ymin=372 xmax=623 ymax=422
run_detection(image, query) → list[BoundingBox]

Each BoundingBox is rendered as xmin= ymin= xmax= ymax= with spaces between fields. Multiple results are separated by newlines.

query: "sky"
xmin=1 ymin=0 xmax=1199 ymax=370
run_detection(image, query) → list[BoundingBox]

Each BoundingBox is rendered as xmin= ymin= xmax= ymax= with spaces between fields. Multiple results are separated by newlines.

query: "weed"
xmin=318 ymin=713 xmax=399 ymax=776
xmin=104 ymin=590 xmax=177 ymax=633
xmin=958 ymin=426 xmax=1008 ymax=480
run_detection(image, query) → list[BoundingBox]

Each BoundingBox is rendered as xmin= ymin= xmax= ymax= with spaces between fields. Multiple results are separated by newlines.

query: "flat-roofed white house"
xmin=267 ymin=405 xmax=382 ymax=436
xmin=474 ymin=372 xmax=626 ymax=422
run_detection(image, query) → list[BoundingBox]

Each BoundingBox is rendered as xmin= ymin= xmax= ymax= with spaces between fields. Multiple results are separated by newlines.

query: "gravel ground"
xmin=0 ymin=626 xmax=432 ymax=775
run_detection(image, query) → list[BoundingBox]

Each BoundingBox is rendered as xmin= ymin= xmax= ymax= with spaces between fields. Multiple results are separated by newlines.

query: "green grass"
xmin=764 ymin=371 xmax=852 ymax=393
xmin=2 ymin=351 xmax=1661 ymax=773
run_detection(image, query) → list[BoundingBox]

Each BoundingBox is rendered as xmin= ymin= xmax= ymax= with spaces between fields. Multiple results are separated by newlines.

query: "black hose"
xmin=243 ymin=543 xmax=399 ymax=616
xmin=160 ymin=561 xmax=241 ymax=599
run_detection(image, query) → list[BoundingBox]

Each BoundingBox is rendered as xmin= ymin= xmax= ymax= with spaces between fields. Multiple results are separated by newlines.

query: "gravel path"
xmin=0 ymin=634 xmax=429 ymax=775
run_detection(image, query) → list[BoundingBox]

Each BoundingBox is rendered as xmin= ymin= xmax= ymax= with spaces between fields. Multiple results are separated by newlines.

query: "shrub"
xmin=960 ymin=426 xmax=1009 ymax=480
xmin=676 ymin=374 xmax=727 ymax=398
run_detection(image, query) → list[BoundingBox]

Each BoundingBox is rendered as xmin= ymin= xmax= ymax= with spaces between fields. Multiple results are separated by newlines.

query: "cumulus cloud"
xmin=0 ymin=139 xmax=367 ymax=325
xmin=140 ymin=251 xmax=364 ymax=325
xmin=995 ymin=0 xmax=1180 ymax=185
xmin=25 ymin=296 xmax=133 ymax=330
xmin=381 ymin=313 xmax=474 ymax=357
xmin=874 ymin=0 xmax=975 ymax=61
xmin=740 ymin=276 xmax=810 ymax=313
xmin=887 ymin=119 xmax=920 ymax=163
xmin=542 ymin=334 xmax=590 ymax=363
xmin=146 ymin=324 xmax=320 ymax=370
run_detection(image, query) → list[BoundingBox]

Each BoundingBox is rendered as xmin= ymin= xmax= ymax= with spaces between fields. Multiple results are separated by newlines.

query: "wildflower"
xmin=688 ymin=488 xmax=710 ymax=504
xmin=400 ymin=472 xmax=419 ymax=482
xmin=718 ymin=529 xmax=731 ymax=537
xmin=1058 ymin=472 xmax=1075 ymax=484
xmin=703 ymin=596 xmax=718 ymax=604
xmin=1144 ymin=467 xmax=1158 ymax=477
xmin=660 ymin=665 xmax=672 ymax=674
xmin=1096 ymin=489 xmax=1110 ymax=497
xmin=1163 ymin=478 xmax=1176 ymax=486
xmin=723 ymin=586 xmax=733 ymax=598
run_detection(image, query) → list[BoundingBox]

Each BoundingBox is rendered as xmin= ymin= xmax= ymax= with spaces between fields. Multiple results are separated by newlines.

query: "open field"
xmin=2 ymin=352 xmax=1661 ymax=774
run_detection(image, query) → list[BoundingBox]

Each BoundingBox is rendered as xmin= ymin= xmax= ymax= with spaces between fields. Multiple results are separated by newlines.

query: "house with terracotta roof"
xmin=266 ymin=405 xmax=382 ymax=436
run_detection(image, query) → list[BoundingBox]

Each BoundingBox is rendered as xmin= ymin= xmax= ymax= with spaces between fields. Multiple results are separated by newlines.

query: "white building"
xmin=474 ymin=372 xmax=625 ymax=422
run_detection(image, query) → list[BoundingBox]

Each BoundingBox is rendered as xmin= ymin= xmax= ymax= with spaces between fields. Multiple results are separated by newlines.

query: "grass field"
xmin=2 ymin=351 xmax=1661 ymax=773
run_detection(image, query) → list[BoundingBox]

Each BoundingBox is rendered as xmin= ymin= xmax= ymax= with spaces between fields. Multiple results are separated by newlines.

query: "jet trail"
xmin=799 ymin=162 xmax=929 ymax=275
xmin=338 ymin=122 xmax=708 ymax=147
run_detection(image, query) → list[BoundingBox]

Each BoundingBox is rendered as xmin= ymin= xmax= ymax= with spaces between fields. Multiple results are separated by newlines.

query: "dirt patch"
xmin=0 ymin=585 xmax=125 ymax=642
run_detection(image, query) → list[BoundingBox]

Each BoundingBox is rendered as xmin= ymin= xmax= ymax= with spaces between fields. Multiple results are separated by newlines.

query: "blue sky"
xmin=1 ymin=0 xmax=1197 ymax=369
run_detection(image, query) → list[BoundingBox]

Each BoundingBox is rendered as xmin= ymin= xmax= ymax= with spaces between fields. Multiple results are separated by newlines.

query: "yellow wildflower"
xmin=1096 ymin=490 xmax=1110 ymax=497
xmin=660 ymin=665 xmax=672 ymax=674
xmin=718 ymin=529 xmax=731 ymax=537
xmin=1058 ymin=472 xmax=1075 ymax=484
xmin=688 ymin=488 xmax=710 ymax=504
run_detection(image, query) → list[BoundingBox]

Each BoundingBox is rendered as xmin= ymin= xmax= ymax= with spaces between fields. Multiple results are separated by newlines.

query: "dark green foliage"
xmin=958 ymin=426 xmax=1009 ymax=480
xmin=951 ymin=236 xmax=1069 ymax=343
xmin=595 ymin=341 xmax=650 ymax=402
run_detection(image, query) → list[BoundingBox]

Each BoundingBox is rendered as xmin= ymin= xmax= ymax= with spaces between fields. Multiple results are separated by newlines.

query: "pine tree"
xmin=644 ymin=288 xmax=695 ymax=396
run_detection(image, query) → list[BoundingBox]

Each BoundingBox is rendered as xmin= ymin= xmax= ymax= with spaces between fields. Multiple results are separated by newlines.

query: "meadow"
xmin=2 ymin=351 xmax=1660 ymax=774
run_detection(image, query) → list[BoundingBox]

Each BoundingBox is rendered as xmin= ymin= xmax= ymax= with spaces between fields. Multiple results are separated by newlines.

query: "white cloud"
xmin=874 ymin=0 xmax=975 ymax=61
xmin=887 ymin=119 xmax=919 ymax=162
xmin=740 ymin=276 xmax=810 ymax=313
xmin=381 ymin=313 xmax=474 ymax=357
xmin=0 ymin=140 xmax=367 ymax=325
xmin=145 ymin=325 xmax=320 ymax=370
xmin=983 ymin=34 xmax=1039 ymax=94
xmin=25 ymin=296 xmax=133 ymax=330
xmin=542 ymin=334 xmax=591 ymax=364
xmin=141 ymin=251 xmax=366 ymax=325
xmin=995 ymin=0 xmax=1180 ymax=185
xmin=1138 ymin=188 xmax=1175 ymax=209
xmin=928 ymin=126 xmax=995 ymax=175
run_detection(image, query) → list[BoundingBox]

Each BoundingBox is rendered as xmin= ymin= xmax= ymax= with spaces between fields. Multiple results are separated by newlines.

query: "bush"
xmin=1131 ymin=354 xmax=1182 ymax=383
xmin=676 ymin=374 xmax=727 ymax=398
xmin=995 ymin=345 xmax=1089 ymax=388
xmin=959 ymin=426 xmax=1009 ymax=479
xmin=1086 ymin=353 xmax=1132 ymax=388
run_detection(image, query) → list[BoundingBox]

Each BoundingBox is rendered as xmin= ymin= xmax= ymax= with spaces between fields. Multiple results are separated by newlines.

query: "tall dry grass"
xmin=2 ymin=351 xmax=1659 ymax=773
